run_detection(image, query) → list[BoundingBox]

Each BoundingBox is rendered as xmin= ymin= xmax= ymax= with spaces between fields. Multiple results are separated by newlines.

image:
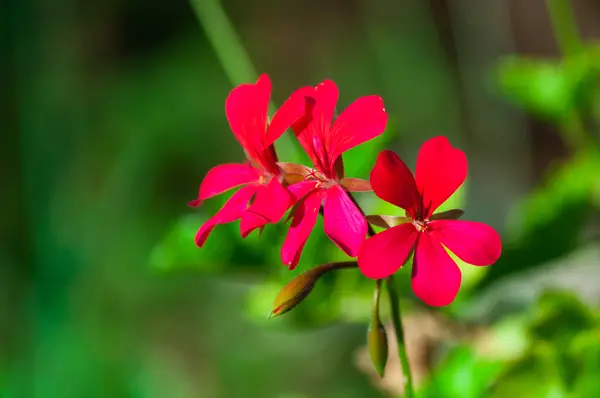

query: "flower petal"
xmin=291 ymin=81 xmax=338 ymax=171
xmin=266 ymin=87 xmax=313 ymax=147
xmin=428 ymin=220 xmax=502 ymax=266
xmin=415 ymin=136 xmax=467 ymax=218
xmin=225 ymin=74 xmax=271 ymax=155
xmin=411 ymin=233 xmax=462 ymax=307
xmin=370 ymin=150 xmax=420 ymax=216
xmin=328 ymin=95 xmax=388 ymax=164
xmin=281 ymin=189 xmax=324 ymax=269
xmin=357 ymin=223 xmax=418 ymax=279
xmin=287 ymin=180 xmax=320 ymax=202
xmin=323 ymin=185 xmax=367 ymax=257
xmin=195 ymin=185 xmax=259 ymax=247
xmin=239 ymin=211 xmax=268 ymax=239
xmin=192 ymin=163 xmax=260 ymax=204
xmin=240 ymin=179 xmax=292 ymax=237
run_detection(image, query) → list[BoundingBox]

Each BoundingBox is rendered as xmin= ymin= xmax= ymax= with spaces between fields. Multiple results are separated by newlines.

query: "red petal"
xmin=265 ymin=87 xmax=312 ymax=147
xmin=328 ymin=95 xmax=388 ymax=165
xmin=411 ymin=232 xmax=462 ymax=307
xmin=428 ymin=220 xmax=502 ymax=266
xmin=357 ymin=223 xmax=418 ymax=279
xmin=287 ymin=180 xmax=320 ymax=202
xmin=281 ymin=189 xmax=324 ymax=269
xmin=195 ymin=185 xmax=259 ymax=247
xmin=194 ymin=163 xmax=260 ymax=202
xmin=225 ymin=74 xmax=271 ymax=156
xmin=241 ymin=179 xmax=292 ymax=237
xmin=323 ymin=185 xmax=367 ymax=257
xmin=239 ymin=211 xmax=268 ymax=238
xmin=370 ymin=150 xmax=420 ymax=217
xmin=291 ymin=81 xmax=338 ymax=172
xmin=415 ymin=136 xmax=467 ymax=218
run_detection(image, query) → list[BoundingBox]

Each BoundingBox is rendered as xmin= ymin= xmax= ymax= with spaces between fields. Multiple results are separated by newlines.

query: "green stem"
xmin=346 ymin=191 xmax=414 ymax=393
xmin=386 ymin=275 xmax=415 ymax=398
xmin=189 ymin=0 xmax=258 ymax=89
xmin=188 ymin=0 xmax=302 ymax=159
xmin=546 ymin=0 xmax=583 ymax=57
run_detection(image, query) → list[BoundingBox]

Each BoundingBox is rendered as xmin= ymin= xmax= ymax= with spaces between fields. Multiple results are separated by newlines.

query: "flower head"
xmin=190 ymin=74 xmax=309 ymax=246
xmin=280 ymin=80 xmax=388 ymax=268
xmin=357 ymin=137 xmax=502 ymax=306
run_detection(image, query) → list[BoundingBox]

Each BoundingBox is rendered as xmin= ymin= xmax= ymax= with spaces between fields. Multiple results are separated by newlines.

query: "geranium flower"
xmin=190 ymin=74 xmax=309 ymax=247
xmin=357 ymin=137 xmax=502 ymax=306
xmin=279 ymin=80 xmax=388 ymax=268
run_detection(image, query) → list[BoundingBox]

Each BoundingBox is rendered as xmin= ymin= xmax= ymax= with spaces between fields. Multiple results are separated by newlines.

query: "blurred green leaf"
xmin=497 ymin=57 xmax=571 ymax=119
xmin=569 ymin=330 xmax=600 ymax=398
xmin=495 ymin=53 xmax=597 ymax=121
xmin=419 ymin=346 xmax=505 ymax=398
xmin=151 ymin=213 xmax=228 ymax=272
xmin=476 ymin=150 xmax=600 ymax=290
xmin=528 ymin=290 xmax=597 ymax=347
xmin=486 ymin=347 xmax=567 ymax=398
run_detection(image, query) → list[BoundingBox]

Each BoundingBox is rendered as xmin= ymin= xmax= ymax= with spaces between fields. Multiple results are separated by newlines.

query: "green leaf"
xmin=528 ymin=290 xmax=597 ymax=347
xmin=569 ymin=330 xmax=600 ymax=397
xmin=496 ymin=57 xmax=571 ymax=119
xmin=419 ymin=346 xmax=505 ymax=398
xmin=495 ymin=54 xmax=597 ymax=121
xmin=486 ymin=347 xmax=567 ymax=398
xmin=476 ymin=150 xmax=600 ymax=290
xmin=150 ymin=213 xmax=226 ymax=272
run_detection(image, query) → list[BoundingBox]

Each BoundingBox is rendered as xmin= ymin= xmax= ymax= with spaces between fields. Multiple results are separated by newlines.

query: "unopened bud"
xmin=368 ymin=280 xmax=388 ymax=377
xmin=270 ymin=268 xmax=321 ymax=318
xmin=368 ymin=321 xmax=388 ymax=378
xmin=270 ymin=261 xmax=357 ymax=318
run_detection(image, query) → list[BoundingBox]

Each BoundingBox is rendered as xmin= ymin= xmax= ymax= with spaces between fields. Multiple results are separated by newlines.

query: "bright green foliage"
xmin=496 ymin=52 xmax=598 ymax=122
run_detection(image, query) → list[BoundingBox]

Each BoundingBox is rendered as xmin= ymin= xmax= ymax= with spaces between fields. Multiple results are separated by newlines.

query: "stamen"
xmin=412 ymin=219 xmax=428 ymax=232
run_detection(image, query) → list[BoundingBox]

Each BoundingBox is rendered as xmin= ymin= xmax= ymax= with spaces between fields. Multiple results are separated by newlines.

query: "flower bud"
xmin=270 ymin=268 xmax=321 ymax=318
xmin=269 ymin=261 xmax=357 ymax=318
xmin=368 ymin=280 xmax=388 ymax=377
xmin=368 ymin=321 xmax=388 ymax=378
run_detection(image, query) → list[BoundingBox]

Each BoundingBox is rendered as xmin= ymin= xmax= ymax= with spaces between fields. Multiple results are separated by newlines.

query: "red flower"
xmin=190 ymin=74 xmax=308 ymax=247
xmin=357 ymin=137 xmax=502 ymax=306
xmin=280 ymin=80 xmax=388 ymax=269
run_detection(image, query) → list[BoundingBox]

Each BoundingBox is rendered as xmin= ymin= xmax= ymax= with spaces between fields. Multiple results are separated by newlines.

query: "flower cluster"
xmin=191 ymin=74 xmax=502 ymax=306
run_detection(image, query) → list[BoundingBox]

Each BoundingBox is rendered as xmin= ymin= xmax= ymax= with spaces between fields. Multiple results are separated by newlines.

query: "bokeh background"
xmin=2 ymin=0 xmax=600 ymax=397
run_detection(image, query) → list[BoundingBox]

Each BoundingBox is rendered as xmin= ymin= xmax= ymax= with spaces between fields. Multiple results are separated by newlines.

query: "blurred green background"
xmin=2 ymin=0 xmax=600 ymax=397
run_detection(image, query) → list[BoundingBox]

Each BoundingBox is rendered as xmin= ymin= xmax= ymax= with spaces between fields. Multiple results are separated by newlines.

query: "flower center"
xmin=258 ymin=172 xmax=274 ymax=185
xmin=412 ymin=219 xmax=429 ymax=232
xmin=304 ymin=167 xmax=335 ymax=188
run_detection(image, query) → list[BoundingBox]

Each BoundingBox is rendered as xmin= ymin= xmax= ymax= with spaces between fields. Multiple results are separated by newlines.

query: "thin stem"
xmin=345 ymin=192 xmax=414 ymax=395
xmin=189 ymin=0 xmax=258 ymax=89
xmin=189 ymin=0 xmax=302 ymax=159
xmin=546 ymin=0 xmax=583 ymax=57
xmin=386 ymin=275 xmax=415 ymax=398
xmin=319 ymin=260 xmax=359 ymax=273
xmin=545 ymin=0 xmax=599 ymax=151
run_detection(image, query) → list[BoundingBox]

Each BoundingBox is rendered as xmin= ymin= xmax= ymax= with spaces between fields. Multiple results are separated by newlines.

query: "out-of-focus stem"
xmin=386 ymin=275 xmax=415 ymax=398
xmin=344 ymin=192 xmax=415 ymax=395
xmin=188 ymin=0 xmax=302 ymax=159
xmin=189 ymin=0 xmax=258 ymax=90
xmin=546 ymin=0 xmax=584 ymax=57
